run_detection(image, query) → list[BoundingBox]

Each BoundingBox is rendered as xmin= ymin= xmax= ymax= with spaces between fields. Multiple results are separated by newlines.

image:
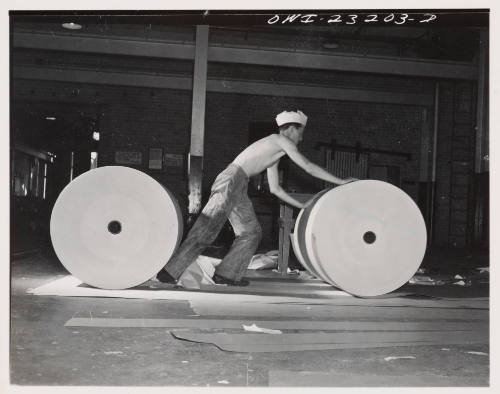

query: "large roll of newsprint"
xmin=292 ymin=180 xmax=427 ymax=297
xmin=50 ymin=166 xmax=183 ymax=290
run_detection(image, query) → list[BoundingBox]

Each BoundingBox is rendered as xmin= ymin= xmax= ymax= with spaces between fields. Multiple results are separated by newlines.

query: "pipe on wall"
xmin=429 ymin=82 xmax=440 ymax=246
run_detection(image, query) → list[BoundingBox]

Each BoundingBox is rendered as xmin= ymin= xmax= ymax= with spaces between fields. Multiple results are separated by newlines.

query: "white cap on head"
xmin=275 ymin=110 xmax=308 ymax=127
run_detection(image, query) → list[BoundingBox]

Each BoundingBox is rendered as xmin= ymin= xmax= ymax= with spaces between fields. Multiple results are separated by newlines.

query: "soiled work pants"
xmin=164 ymin=163 xmax=262 ymax=281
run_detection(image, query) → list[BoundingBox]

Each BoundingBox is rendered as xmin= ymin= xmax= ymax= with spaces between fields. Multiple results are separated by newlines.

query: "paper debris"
xmin=409 ymin=276 xmax=433 ymax=282
xmin=217 ymin=380 xmax=230 ymax=384
xmin=454 ymin=280 xmax=466 ymax=286
xmin=248 ymin=250 xmax=278 ymax=270
xmin=441 ymin=348 xmax=450 ymax=351
xmin=409 ymin=276 xmax=445 ymax=286
xmin=150 ymin=255 xmax=221 ymax=288
xmin=178 ymin=255 xmax=220 ymax=289
xmin=104 ymin=351 xmax=124 ymax=355
xmin=384 ymin=356 xmax=416 ymax=362
xmin=416 ymin=268 xmax=428 ymax=274
xmin=242 ymin=323 xmax=282 ymax=334
xmin=454 ymin=274 xmax=464 ymax=280
xmin=465 ymin=351 xmax=488 ymax=356
xmin=298 ymin=271 xmax=317 ymax=280
xmin=272 ymin=268 xmax=300 ymax=275
xmin=476 ymin=267 xmax=489 ymax=274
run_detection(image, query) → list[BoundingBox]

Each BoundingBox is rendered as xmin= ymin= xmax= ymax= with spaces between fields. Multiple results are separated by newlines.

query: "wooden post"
xmin=188 ymin=25 xmax=209 ymax=219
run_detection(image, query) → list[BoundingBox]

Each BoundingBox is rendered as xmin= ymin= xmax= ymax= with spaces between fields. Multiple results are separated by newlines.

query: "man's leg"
xmin=162 ymin=180 xmax=238 ymax=280
xmin=214 ymin=193 xmax=262 ymax=282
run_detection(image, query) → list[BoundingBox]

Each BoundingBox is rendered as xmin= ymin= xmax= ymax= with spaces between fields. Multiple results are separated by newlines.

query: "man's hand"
xmin=300 ymin=198 xmax=315 ymax=209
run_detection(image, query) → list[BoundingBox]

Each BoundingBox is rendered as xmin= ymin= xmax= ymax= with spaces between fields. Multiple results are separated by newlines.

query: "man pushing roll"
xmin=157 ymin=110 xmax=354 ymax=286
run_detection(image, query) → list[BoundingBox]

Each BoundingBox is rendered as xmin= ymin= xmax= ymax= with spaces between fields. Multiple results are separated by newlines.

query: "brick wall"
xmin=433 ymin=81 xmax=475 ymax=248
xmin=204 ymin=91 xmax=422 ymax=197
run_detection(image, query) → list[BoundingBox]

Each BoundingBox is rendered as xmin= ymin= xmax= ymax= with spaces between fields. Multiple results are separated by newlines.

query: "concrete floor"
xmin=9 ymin=248 xmax=489 ymax=387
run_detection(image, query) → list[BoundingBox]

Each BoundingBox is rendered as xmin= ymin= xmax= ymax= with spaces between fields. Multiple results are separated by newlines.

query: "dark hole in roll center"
xmin=363 ymin=231 xmax=376 ymax=244
xmin=108 ymin=220 xmax=122 ymax=235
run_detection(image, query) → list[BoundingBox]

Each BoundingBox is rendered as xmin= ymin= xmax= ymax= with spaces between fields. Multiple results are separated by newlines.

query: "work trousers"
xmin=164 ymin=163 xmax=262 ymax=281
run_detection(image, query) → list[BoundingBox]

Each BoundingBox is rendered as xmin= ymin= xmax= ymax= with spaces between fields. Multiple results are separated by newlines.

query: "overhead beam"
xmin=208 ymin=46 xmax=477 ymax=81
xmin=13 ymin=31 xmax=477 ymax=80
xmin=13 ymin=32 xmax=195 ymax=60
xmin=13 ymin=66 xmax=191 ymax=90
xmin=208 ymin=79 xmax=433 ymax=106
xmin=13 ymin=66 xmax=434 ymax=106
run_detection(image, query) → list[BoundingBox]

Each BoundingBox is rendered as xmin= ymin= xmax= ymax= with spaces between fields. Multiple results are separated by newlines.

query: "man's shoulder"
xmin=259 ymin=133 xmax=281 ymax=145
xmin=270 ymin=134 xmax=287 ymax=143
xmin=273 ymin=133 xmax=296 ymax=149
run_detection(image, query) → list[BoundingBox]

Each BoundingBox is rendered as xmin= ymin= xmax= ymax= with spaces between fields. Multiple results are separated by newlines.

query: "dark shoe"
xmin=213 ymin=273 xmax=250 ymax=286
xmin=156 ymin=270 xmax=178 ymax=284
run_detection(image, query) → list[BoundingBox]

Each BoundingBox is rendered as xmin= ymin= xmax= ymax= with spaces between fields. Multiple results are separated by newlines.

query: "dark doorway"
xmin=11 ymin=101 xmax=99 ymax=254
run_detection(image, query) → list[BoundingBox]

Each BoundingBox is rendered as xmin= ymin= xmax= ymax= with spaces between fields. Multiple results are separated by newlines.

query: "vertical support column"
xmin=475 ymin=28 xmax=488 ymax=174
xmin=418 ymin=108 xmax=433 ymax=233
xmin=10 ymin=148 xmax=15 ymax=193
xmin=418 ymin=109 xmax=430 ymax=183
xmin=429 ymin=83 xmax=440 ymax=246
xmin=278 ymin=203 xmax=294 ymax=276
xmin=188 ymin=25 xmax=209 ymax=223
xmin=473 ymin=28 xmax=489 ymax=246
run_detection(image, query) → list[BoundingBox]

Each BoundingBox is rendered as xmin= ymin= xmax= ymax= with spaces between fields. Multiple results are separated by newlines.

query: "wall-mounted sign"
xmin=149 ymin=148 xmax=163 ymax=170
xmin=114 ymin=151 xmax=142 ymax=165
xmin=163 ymin=153 xmax=184 ymax=168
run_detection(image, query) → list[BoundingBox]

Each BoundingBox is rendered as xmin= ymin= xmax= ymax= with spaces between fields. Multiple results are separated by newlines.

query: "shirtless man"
xmin=157 ymin=110 xmax=352 ymax=286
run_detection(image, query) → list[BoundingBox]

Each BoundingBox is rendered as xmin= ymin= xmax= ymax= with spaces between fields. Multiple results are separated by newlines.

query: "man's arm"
xmin=276 ymin=135 xmax=347 ymax=185
xmin=266 ymin=163 xmax=306 ymax=209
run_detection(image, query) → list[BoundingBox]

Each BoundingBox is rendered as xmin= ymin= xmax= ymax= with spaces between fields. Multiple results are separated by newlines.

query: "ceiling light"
xmin=62 ymin=22 xmax=82 ymax=30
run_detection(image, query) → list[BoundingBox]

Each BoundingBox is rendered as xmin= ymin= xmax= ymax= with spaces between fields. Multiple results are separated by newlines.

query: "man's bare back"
xmin=232 ymin=134 xmax=286 ymax=177
xmin=233 ymin=113 xmax=351 ymax=209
